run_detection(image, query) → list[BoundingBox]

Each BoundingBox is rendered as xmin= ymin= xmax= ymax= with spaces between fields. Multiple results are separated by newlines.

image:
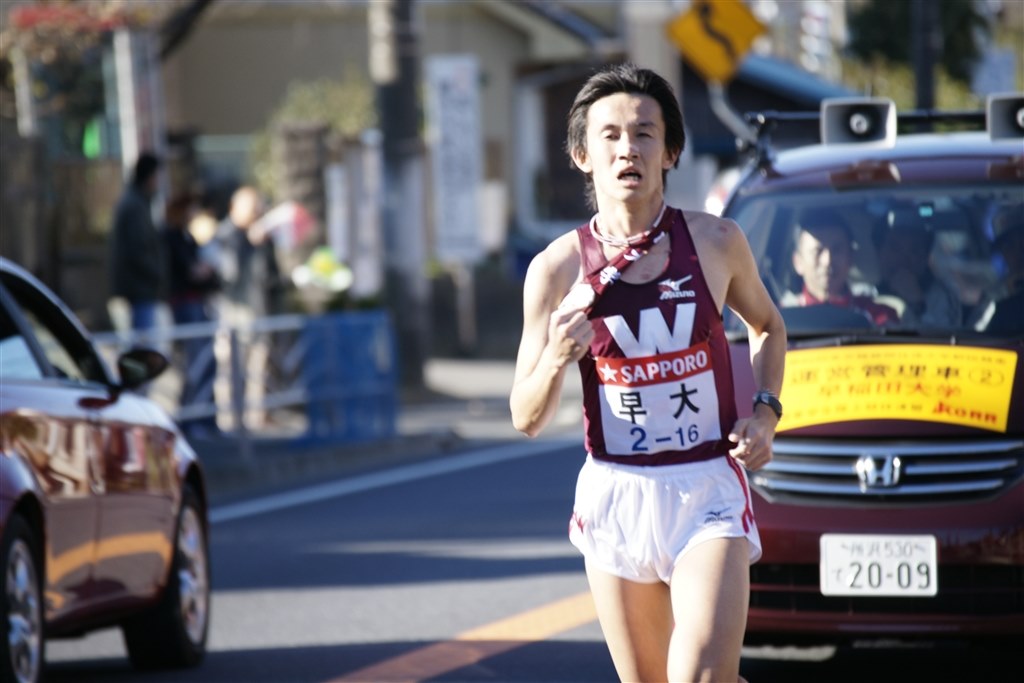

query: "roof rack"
xmin=746 ymin=108 xmax=987 ymax=134
xmin=742 ymin=108 xmax=988 ymax=165
xmin=740 ymin=94 xmax=1022 ymax=164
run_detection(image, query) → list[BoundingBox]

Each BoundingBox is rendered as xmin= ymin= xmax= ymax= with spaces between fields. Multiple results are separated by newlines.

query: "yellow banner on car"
xmin=779 ymin=344 xmax=1018 ymax=432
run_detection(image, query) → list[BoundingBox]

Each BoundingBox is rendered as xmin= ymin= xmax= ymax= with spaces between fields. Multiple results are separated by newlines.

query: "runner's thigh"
xmin=668 ymin=537 xmax=749 ymax=679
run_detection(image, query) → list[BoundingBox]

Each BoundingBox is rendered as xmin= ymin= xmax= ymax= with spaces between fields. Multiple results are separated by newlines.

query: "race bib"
xmin=595 ymin=341 xmax=721 ymax=455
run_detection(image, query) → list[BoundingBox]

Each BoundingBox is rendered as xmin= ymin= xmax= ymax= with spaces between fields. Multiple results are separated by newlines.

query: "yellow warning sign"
xmin=778 ymin=345 xmax=1019 ymax=432
xmin=666 ymin=0 xmax=767 ymax=83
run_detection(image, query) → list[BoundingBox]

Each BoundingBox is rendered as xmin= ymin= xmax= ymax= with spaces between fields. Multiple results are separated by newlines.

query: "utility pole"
xmin=369 ymin=0 xmax=428 ymax=389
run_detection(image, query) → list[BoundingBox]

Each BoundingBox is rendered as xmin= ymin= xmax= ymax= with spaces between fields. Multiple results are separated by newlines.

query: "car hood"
xmin=730 ymin=338 xmax=1023 ymax=439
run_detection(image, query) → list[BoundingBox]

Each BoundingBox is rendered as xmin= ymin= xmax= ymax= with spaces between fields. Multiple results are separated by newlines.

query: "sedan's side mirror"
xmin=117 ymin=347 xmax=169 ymax=390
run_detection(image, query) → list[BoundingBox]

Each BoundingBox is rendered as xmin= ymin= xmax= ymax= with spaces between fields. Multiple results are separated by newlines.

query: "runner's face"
xmin=574 ymin=93 xmax=676 ymax=209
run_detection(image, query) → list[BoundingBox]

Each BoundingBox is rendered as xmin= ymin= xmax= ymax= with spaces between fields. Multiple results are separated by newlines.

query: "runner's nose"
xmin=617 ymin=135 xmax=639 ymax=160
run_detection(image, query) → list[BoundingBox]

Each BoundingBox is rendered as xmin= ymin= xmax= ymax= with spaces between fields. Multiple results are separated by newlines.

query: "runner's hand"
xmin=548 ymin=305 xmax=593 ymax=368
xmin=728 ymin=412 xmax=776 ymax=471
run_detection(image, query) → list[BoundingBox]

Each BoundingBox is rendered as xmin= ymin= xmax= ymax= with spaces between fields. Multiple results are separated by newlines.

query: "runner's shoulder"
xmin=529 ymin=229 xmax=581 ymax=279
xmin=524 ymin=229 xmax=583 ymax=300
xmin=681 ymin=210 xmax=744 ymax=252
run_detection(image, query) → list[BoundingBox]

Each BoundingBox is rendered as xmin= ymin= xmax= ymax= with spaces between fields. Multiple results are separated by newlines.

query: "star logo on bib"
xmin=598 ymin=363 xmax=619 ymax=383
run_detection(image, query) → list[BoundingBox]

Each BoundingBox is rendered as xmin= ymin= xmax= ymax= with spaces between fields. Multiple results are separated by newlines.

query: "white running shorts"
xmin=569 ymin=454 xmax=762 ymax=584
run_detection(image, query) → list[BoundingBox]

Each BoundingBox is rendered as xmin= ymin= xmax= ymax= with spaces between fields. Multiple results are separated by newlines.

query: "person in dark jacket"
xmin=109 ymin=151 xmax=165 ymax=331
xmin=163 ymin=192 xmax=219 ymax=324
xmin=162 ymin=192 xmax=220 ymax=435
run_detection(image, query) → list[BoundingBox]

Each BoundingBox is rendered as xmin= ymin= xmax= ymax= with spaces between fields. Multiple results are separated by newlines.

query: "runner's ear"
xmin=663 ymin=149 xmax=679 ymax=170
xmin=572 ymin=147 xmax=592 ymax=173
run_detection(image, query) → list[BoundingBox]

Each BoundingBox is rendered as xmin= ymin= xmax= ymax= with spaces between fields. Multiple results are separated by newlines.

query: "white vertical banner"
xmin=114 ymin=29 xmax=166 ymax=179
xmin=425 ymin=54 xmax=483 ymax=265
xmin=324 ymin=162 xmax=349 ymax=262
xmin=114 ymin=29 xmax=140 ymax=177
xmin=351 ymin=129 xmax=385 ymax=300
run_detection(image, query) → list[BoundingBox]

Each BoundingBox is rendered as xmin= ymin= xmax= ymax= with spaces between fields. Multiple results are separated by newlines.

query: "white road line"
xmin=209 ymin=438 xmax=577 ymax=524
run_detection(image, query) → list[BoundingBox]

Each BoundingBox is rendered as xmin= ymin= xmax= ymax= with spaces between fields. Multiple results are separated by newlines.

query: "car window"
xmin=0 ymin=273 xmax=108 ymax=384
xmin=0 ymin=301 xmax=43 ymax=380
xmin=726 ymin=183 xmax=1024 ymax=338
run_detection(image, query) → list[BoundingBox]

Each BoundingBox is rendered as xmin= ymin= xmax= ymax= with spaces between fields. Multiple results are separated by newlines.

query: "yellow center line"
xmin=328 ymin=591 xmax=597 ymax=683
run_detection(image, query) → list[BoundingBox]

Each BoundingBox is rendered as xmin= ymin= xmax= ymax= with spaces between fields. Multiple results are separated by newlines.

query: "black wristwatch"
xmin=752 ymin=390 xmax=783 ymax=420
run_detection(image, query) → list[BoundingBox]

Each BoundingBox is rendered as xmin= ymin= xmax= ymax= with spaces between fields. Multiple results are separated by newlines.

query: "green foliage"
xmin=847 ymin=0 xmax=989 ymax=85
xmin=839 ymin=56 xmax=983 ymax=111
xmin=1 ymin=0 xmax=180 ymax=155
xmin=249 ymin=66 xmax=377 ymax=199
xmin=267 ymin=69 xmax=377 ymax=138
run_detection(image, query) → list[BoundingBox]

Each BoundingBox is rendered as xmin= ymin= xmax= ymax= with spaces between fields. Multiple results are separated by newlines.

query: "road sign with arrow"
xmin=666 ymin=0 xmax=767 ymax=84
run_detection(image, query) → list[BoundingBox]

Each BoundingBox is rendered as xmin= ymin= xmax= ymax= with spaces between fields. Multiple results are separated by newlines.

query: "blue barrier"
xmin=300 ymin=310 xmax=398 ymax=443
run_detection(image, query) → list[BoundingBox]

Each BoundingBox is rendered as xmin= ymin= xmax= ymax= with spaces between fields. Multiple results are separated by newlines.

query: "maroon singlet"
xmin=577 ymin=207 xmax=738 ymax=467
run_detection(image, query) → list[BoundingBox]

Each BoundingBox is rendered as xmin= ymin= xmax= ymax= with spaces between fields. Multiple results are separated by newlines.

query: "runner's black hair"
xmin=566 ymin=63 xmax=685 ymax=210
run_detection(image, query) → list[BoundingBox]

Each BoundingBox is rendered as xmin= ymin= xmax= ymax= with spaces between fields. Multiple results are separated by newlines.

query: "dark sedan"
xmin=0 ymin=257 xmax=210 ymax=683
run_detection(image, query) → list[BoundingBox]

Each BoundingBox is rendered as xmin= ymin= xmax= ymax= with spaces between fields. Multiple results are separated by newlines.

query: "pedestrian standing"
xmin=213 ymin=186 xmax=283 ymax=429
xmin=109 ymin=151 xmax=165 ymax=332
xmin=215 ymin=186 xmax=283 ymax=321
xmin=510 ymin=63 xmax=787 ymax=683
xmin=162 ymin=191 xmax=220 ymax=436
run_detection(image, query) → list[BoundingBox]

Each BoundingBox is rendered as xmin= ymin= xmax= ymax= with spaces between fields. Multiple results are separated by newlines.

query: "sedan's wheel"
xmin=123 ymin=486 xmax=210 ymax=669
xmin=175 ymin=500 xmax=209 ymax=646
xmin=2 ymin=515 xmax=43 ymax=683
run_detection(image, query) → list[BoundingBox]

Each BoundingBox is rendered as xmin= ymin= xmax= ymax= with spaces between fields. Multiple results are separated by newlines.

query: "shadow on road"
xmin=45 ymin=638 xmax=1014 ymax=682
xmin=44 ymin=639 xmax=616 ymax=683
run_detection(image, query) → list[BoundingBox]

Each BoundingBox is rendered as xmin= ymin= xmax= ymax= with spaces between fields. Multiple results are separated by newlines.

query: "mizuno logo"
xmin=703 ymin=507 xmax=734 ymax=525
xmin=658 ymin=275 xmax=695 ymax=300
xmin=599 ymin=265 xmax=621 ymax=286
xmin=623 ymin=248 xmax=643 ymax=262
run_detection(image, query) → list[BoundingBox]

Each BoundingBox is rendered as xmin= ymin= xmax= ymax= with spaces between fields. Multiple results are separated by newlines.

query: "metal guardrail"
xmin=92 ymin=311 xmax=398 ymax=459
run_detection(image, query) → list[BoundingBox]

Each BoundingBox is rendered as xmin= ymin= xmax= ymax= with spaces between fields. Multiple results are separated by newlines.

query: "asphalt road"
xmin=44 ymin=436 xmax=1014 ymax=683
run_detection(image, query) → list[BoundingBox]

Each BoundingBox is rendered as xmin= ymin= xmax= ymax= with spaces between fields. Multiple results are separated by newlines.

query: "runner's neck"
xmin=590 ymin=202 xmax=668 ymax=248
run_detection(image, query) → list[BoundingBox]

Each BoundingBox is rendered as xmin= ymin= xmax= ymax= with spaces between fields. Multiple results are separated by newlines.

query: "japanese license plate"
xmin=820 ymin=534 xmax=938 ymax=597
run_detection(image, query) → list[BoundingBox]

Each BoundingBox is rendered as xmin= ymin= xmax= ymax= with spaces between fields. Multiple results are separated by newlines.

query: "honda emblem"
xmin=855 ymin=454 xmax=902 ymax=490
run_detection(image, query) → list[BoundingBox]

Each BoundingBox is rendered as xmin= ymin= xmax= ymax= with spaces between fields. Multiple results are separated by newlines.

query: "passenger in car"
xmin=874 ymin=208 xmax=962 ymax=327
xmin=781 ymin=207 xmax=900 ymax=325
xmin=974 ymin=202 xmax=1024 ymax=336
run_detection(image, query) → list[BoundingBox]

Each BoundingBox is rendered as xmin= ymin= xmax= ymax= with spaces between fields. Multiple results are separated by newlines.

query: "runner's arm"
xmin=510 ymin=243 xmax=592 ymax=437
xmin=725 ymin=225 xmax=786 ymax=398
xmin=722 ymin=219 xmax=787 ymax=469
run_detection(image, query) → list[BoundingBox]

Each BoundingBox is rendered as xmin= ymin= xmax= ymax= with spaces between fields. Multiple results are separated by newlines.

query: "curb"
xmin=193 ymin=428 xmax=467 ymax=505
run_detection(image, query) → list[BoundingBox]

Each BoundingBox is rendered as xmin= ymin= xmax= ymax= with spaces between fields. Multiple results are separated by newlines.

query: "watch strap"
xmin=753 ymin=390 xmax=783 ymax=419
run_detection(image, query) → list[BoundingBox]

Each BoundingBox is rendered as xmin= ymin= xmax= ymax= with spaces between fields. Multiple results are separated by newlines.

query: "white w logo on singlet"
xmin=603 ymin=304 xmax=696 ymax=358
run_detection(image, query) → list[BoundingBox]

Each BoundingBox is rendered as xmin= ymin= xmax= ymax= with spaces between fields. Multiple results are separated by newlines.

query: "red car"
xmin=721 ymin=96 xmax=1024 ymax=646
xmin=0 ymin=257 xmax=210 ymax=683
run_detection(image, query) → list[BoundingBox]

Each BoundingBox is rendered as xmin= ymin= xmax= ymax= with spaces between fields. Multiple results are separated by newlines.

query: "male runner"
xmin=511 ymin=63 xmax=787 ymax=683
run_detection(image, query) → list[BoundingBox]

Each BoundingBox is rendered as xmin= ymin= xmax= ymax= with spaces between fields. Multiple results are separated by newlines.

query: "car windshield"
xmin=725 ymin=184 xmax=1024 ymax=340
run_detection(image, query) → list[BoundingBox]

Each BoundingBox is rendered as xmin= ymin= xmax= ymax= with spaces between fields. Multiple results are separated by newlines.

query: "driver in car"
xmin=782 ymin=207 xmax=900 ymax=326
